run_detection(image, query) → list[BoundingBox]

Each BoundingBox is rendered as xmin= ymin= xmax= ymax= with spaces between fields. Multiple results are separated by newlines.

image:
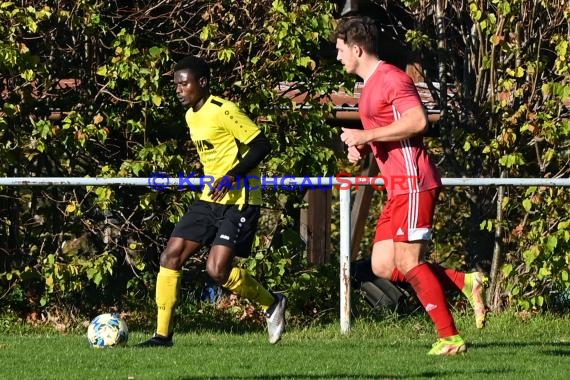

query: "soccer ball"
xmin=87 ymin=313 xmax=128 ymax=348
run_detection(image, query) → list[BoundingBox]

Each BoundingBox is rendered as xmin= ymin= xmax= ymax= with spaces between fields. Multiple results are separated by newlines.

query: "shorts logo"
xmin=220 ymin=234 xmax=230 ymax=240
xmin=240 ymin=217 xmax=246 ymax=223
xmin=396 ymin=227 xmax=405 ymax=236
xmin=425 ymin=303 xmax=437 ymax=312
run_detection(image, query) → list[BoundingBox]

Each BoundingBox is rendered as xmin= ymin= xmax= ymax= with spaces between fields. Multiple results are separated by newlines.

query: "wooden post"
xmin=300 ymin=189 xmax=332 ymax=265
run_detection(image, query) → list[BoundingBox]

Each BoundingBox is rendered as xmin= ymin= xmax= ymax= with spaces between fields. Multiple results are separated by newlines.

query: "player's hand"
xmin=341 ymin=128 xmax=369 ymax=147
xmin=347 ymin=145 xmax=363 ymax=163
xmin=209 ymin=175 xmax=236 ymax=202
xmin=347 ymin=144 xmax=370 ymax=164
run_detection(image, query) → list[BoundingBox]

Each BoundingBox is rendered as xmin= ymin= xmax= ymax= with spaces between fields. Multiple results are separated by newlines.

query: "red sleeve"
xmin=382 ymin=69 xmax=422 ymax=115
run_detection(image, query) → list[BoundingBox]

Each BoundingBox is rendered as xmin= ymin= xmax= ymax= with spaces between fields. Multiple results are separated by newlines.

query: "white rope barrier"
xmin=0 ymin=176 xmax=569 ymax=186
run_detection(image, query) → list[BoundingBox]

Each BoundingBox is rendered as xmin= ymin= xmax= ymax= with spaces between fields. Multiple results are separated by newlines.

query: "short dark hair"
xmin=173 ymin=55 xmax=210 ymax=82
xmin=333 ymin=16 xmax=380 ymax=56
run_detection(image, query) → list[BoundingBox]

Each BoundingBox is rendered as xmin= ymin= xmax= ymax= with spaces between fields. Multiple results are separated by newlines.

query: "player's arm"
xmin=209 ymin=102 xmax=271 ymax=201
xmin=227 ymin=132 xmax=271 ymax=177
xmin=340 ymin=105 xmax=427 ymax=146
xmin=209 ymin=132 xmax=271 ymax=201
xmin=222 ymin=103 xmax=272 ymax=176
xmin=341 ymin=71 xmax=427 ymax=146
xmin=362 ymin=105 xmax=427 ymax=142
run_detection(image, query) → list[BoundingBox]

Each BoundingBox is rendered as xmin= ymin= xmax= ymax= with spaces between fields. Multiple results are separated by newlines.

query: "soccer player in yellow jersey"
xmin=138 ymin=55 xmax=286 ymax=347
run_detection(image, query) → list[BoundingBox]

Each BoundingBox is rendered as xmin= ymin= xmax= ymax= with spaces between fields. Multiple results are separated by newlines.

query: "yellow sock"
xmin=155 ymin=266 xmax=181 ymax=337
xmin=222 ymin=267 xmax=275 ymax=310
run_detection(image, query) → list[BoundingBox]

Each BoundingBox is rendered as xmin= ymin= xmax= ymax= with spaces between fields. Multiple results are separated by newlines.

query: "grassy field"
xmin=0 ymin=311 xmax=569 ymax=380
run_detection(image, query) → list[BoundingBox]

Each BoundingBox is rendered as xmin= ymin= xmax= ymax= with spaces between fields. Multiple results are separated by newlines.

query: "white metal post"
xmin=339 ymin=188 xmax=351 ymax=334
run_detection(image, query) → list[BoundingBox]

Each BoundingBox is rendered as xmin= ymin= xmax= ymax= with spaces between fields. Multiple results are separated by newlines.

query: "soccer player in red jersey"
xmin=334 ymin=16 xmax=486 ymax=355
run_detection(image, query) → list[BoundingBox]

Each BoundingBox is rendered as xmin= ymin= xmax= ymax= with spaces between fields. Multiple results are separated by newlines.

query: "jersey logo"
xmin=194 ymin=139 xmax=214 ymax=152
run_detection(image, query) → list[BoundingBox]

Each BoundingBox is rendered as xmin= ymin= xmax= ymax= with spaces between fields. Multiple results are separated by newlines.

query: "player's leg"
xmin=460 ymin=270 xmax=488 ymax=328
xmin=373 ymin=241 xmax=487 ymax=328
xmin=425 ymin=188 xmax=487 ymax=327
xmin=137 ymin=237 xmax=202 ymax=347
xmin=372 ymin=202 xmax=487 ymax=331
xmin=396 ymin=241 xmax=466 ymax=355
xmin=428 ymin=263 xmax=487 ymax=323
xmin=207 ymin=245 xmax=275 ymax=310
xmin=370 ymin=239 xmax=396 ymax=280
xmin=157 ymin=238 xmax=202 ymax=335
xmin=211 ymin=203 xmax=286 ymax=344
xmin=138 ymin=201 xmax=214 ymax=347
xmin=383 ymin=189 xmax=471 ymax=290
xmin=370 ymin=198 xmax=398 ymax=281
xmin=392 ymin=262 xmax=488 ymax=328
xmin=208 ymin=246 xmax=285 ymax=344
xmin=391 ymin=190 xmax=466 ymax=355
xmin=386 ymin=221 xmax=488 ymax=327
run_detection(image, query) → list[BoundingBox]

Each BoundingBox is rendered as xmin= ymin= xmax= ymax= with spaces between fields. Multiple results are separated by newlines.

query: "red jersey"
xmin=359 ymin=62 xmax=442 ymax=197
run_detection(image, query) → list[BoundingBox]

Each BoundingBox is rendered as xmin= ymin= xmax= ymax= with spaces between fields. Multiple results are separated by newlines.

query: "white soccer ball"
xmin=87 ymin=313 xmax=129 ymax=348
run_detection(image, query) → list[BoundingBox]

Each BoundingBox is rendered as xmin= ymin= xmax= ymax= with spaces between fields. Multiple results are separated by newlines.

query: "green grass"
xmin=1 ymin=312 xmax=569 ymax=380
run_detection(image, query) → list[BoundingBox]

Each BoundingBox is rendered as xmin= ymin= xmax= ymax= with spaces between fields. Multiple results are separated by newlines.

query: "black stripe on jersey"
xmin=234 ymin=138 xmax=243 ymax=160
xmin=233 ymin=138 xmax=249 ymax=203
xmin=211 ymin=98 xmax=223 ymax=107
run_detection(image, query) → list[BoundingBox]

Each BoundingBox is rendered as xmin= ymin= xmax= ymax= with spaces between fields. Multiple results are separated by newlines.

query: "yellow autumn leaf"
xmin=20 ymin=69 xmax=35 ymax=81
xmin=65 ymin=202 xmax=76 ymax=213
xmin=151 ymin=94 xmax=162 ymax=106
xmin=490 ymin=35 xmax=503 ymax=46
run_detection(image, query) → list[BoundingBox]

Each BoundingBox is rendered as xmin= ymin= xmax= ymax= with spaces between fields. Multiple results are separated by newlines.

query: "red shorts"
xmin=374 ymin=188 xmax=440 ymax=243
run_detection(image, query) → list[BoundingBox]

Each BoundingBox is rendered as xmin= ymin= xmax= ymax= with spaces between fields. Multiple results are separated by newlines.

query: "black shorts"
xmin=171 ymin=200 xmax=260 ymax=257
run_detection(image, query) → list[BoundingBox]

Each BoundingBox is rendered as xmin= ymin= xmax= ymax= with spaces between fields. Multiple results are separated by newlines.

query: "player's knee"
xmin=371 ymin=264 xmax=392 ymax=280
xmin=159 ymin=247 xmax=184 ymax=269
xmin=395 ymin=257 xmax=419 ymax=275
xmin=206 ymin=262 xmax=230 ymax=285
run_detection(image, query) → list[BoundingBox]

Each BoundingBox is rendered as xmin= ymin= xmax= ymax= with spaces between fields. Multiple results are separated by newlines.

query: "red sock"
xmin=392 ymin=265 xmax=465 ymax=292
xmin=391 ymin=268 xmax=407 ymax=283
xmin=405 ymin=263 xmax=458 ymax=338
xmin=428 ymin=263 xmax=465 ymax=292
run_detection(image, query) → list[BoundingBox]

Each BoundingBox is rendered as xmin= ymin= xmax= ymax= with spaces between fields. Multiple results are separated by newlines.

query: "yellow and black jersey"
xmin=185 ymin=95 xmax=262 ymax=205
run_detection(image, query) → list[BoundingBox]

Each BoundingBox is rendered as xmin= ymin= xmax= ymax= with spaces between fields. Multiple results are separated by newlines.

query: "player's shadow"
xmin=178 ymin=376 xmax=391 ymax=379
xmin=471 ymin=340 xmax=570 ymax=357
xmin=538 ymin=341 xmax=569 ymax=357
xmin=175 ymin=310 xmax=265 ymax=335
xmin=177 ymin=368 xmax=508 ymax=379
xmin=173 ymin=288 xmax=267 ymax=335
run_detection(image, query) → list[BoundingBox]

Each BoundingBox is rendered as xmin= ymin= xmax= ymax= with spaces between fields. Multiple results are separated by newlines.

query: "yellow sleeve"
xmin=218 ymin=102 xmax=260 ymax=144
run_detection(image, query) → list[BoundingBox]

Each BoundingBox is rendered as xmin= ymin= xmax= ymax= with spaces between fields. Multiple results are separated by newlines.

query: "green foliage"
xmin=0 ymin=0 xmax=345 ymax=323
xmin=402 ymin=0 xmax=570 ymax=310
xmin=193 ymin=0 xmax=344 ymax=177
xmin=1 ymin=0 xmax=568 ymax=324
xmin=241 ymin=220 xmax=339 ymax=324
